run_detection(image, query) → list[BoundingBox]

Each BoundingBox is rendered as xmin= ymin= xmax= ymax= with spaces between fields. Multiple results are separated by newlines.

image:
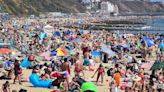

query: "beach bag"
xmin=28 ymin=54 xmax=35 ymax=61
xmin=107 ymin=68 xmax=113 ymax=76
xmin=107 ymin=69 xmax=111 ymax=76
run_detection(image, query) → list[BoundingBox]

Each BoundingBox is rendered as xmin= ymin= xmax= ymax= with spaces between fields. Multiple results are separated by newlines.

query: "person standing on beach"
xmin=74 ymin=53 xmax=84 ymax=77
xmin=114 ymin=64 xmax=121 ymax=87
xmin=61 ymin=58 xmax=70 ymax=91
xmin=92 ymin=64 xmax=105 ymax=85
xmin=13 ymin=60 xmax=22 ymax=85
xmin=61 ymin=58 xmax=71 ymax=75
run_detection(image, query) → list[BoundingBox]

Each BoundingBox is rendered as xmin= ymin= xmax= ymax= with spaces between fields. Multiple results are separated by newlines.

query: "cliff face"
xmin=0 ymin=0 xmax=86 ymax=15
xmin=108 ymin=0 xmax=164 ymax=14
xmin=0 ymin=0 xmax=164 ymax=15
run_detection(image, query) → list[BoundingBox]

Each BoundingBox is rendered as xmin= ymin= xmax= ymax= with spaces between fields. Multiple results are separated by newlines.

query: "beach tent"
xmin=155 ymin=37 xmax=163 ymax=42
xmin=91 ymin=51 xmax=102 ymax=58
xmin=43 ymin=25 xmax=54 ymax=36
xmin=91 ymin=51 xmax=102 ymax=62
xmin=53 ymin=31 xmax=60 ymax=37
xmin=142 ymin=38 xmax=155 ymax=47
xmin=101 ymin=46 xmax=116 ymax=57
xmin=50 ymin=50 xmax=57 ymax=56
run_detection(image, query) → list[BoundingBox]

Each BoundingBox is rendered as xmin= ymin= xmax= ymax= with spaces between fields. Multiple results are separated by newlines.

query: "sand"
xmin=0 ymin=63 xmax=114 ymax=92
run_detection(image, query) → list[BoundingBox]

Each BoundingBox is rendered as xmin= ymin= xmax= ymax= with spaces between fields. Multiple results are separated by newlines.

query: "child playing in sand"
xmin=92 ymin=64 xmax=105 ymax=85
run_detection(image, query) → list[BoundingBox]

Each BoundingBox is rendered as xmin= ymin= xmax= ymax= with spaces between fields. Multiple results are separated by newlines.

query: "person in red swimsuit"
xmin=92 ymin=64 xmax=105 ymax=85
xmin=74 ymin=59 xmax=84 ymax=77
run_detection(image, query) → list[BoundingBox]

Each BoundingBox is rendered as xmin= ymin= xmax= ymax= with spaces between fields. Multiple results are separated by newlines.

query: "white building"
xmin=91 ymin=0 xmax=101 ymax=2
xmin=100 ymin=1 xmax=119 ymax=15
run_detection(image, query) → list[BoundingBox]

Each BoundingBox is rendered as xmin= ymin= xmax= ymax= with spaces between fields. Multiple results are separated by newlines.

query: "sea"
xmin=124 ymin=18 xmax=164 ymax=34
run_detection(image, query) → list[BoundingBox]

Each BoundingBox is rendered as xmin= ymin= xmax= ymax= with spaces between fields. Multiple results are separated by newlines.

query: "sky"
xmin=151 ymin=0 xmax=164 ymax=2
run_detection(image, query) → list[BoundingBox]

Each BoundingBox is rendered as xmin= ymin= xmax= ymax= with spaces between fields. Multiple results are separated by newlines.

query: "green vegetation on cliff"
xmin=0 ymin=0 xmax=86 ymax=15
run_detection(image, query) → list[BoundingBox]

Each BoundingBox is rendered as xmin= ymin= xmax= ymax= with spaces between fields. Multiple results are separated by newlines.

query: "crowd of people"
xmin=0 ymin=16 xmax=163 ymax=92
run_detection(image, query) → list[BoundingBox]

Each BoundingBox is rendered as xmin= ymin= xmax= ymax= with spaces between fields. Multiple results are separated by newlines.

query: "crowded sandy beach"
xmin=0 ymin=15 xmax=163 ymax=92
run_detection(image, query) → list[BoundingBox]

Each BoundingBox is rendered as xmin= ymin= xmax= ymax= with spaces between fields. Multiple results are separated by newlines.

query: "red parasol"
xmin=0 ymin=48 xmax=11 ymax=54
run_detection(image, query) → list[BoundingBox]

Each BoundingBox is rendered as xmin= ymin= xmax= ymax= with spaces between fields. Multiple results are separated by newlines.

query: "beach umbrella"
xmin=101 ymin=46 xmax=116 ymax=57
xmin=150 ymin=62 xmax=164 ymax=70
xmin=0 ymin=48 xmax=11 ymax=54
xmin=56 ymin=48 xmax=68 ymax=56
xmin=81 ymin=82 xmax=98 ymax=92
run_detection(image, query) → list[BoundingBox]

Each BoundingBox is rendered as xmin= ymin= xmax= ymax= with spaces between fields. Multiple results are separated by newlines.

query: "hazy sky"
xmin=151 ymin=0 xmax=164 ymax=2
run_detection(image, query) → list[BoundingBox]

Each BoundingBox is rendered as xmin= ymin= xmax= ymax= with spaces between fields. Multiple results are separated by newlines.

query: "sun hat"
xmin=132 ymin=75 xmax=141 ymax=82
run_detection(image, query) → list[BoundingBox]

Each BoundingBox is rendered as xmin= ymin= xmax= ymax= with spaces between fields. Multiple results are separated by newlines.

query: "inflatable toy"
xmin=21 ymin=57 xmax=32 ymax=68
xmin=81 ymin=82 xmax=98 ymax=92
xmin=29 ymin=73 xmax=54 ymax=88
